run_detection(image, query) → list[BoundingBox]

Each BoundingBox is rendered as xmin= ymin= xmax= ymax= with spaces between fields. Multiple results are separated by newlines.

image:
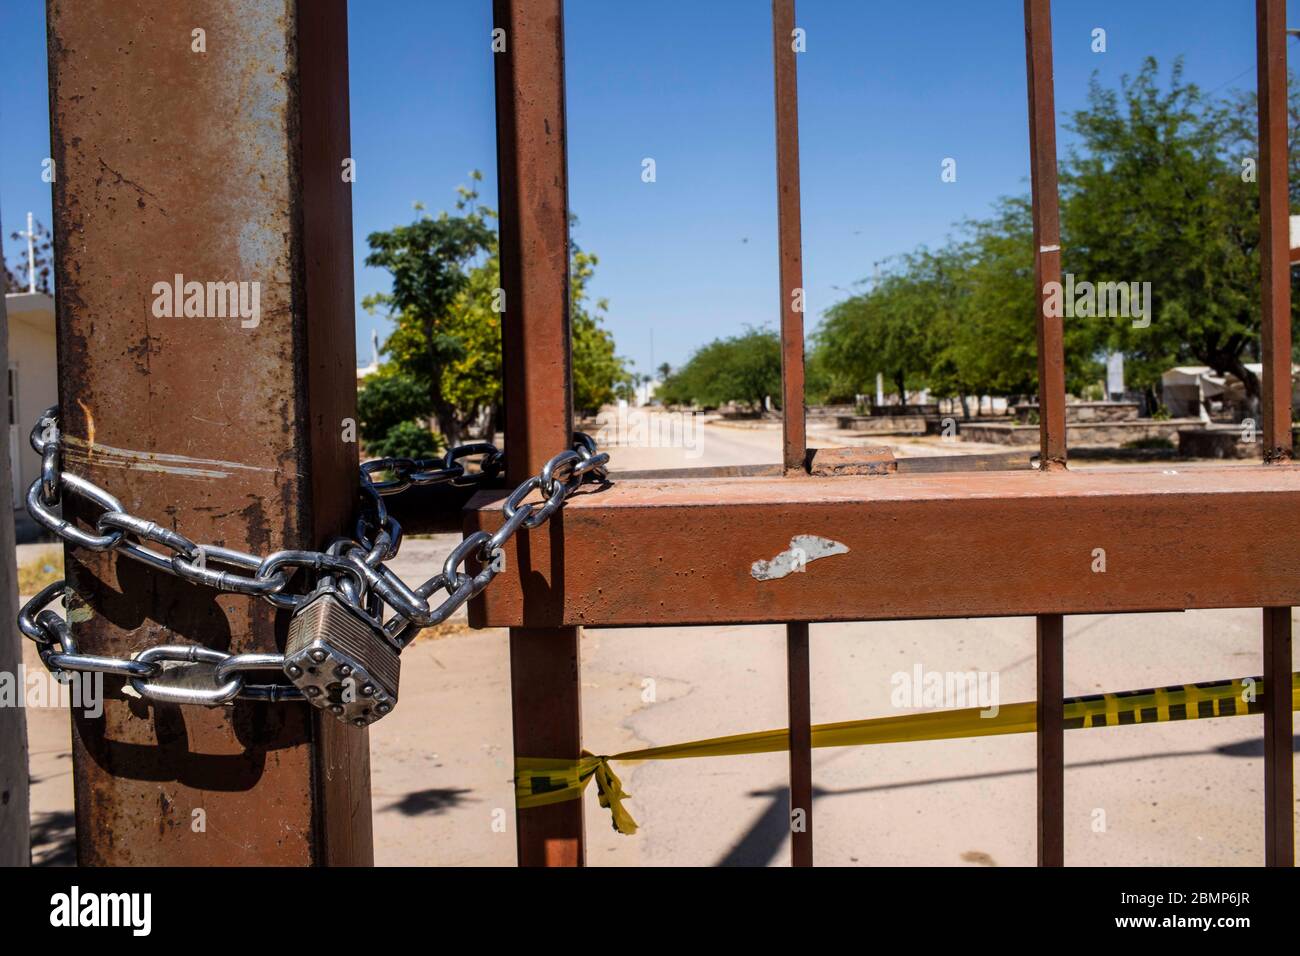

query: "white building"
xmin=1161 ymin=362 xmax=1300 ymax=421
xmin=634 ymin=378 xmax=661 ymax=407
xmin=3 ymin=292 xmax=57 ymax=510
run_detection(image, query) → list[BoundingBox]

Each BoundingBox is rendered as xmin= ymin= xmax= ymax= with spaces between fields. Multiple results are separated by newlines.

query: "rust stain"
xmin=49 ymin=0 xmax=344 ymax=866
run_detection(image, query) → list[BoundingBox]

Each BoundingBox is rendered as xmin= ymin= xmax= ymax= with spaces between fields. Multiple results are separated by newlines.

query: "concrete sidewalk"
xmin=19 ymin=547 xmax=1295 ymax=867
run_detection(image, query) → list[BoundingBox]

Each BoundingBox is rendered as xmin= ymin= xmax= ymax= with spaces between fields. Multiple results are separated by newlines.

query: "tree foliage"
xmin=570 ymin=248 xmax=633 ymax=414
xmin=367 ymin=419 xmax=445 ymax=460
xmin=356 ymin=373 xmax=438 ymax=458
xmin=363 ymin=179 xmax=495 ymax=447
xmin=657 ymin=328 xmax=781 ymax=409
xmin=1059 ymin=57 xmax=1299 ymax=409
xmin=811 ymin=58 xmax=1300 ymax=413
xmin=817 ymin=251 xmax=945 ymax=405
xmin=360 ymin=175 xmax=632 ymax=451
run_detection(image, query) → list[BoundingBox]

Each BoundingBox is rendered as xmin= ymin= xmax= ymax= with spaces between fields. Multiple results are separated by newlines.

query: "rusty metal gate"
xmin=40 ymin=0 xmax=1295 ymax=867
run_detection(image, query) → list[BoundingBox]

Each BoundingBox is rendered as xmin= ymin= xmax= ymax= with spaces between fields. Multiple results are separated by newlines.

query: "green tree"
xmin=570 ymin=248 xmax=633 ymax=414
xmin=815 ymin=251 xmax=945 ymax=408
xmin=936 ymin=199 xmax=1100 ymax=411
xmin=437 ymin=235 xmax=505 ymax=439
xmin=658 ymin=328 xmax=781 ymax=410
xmin=816 ymin=58 xmax=1290 ymax=413
xmin=364 ymin=180 xmax=495 ymax=445
xmin=434 ymin=239 xmax=631 ymax=423
xmin=1061 ymin=57 xmax=1300 ymax=410
xmin=367 ymin=419 xmax=444 ymax=460
xmin=364 ymin=176 xmax=632 ymax=445
xmin=804 ymin=347 xmax=857 ymax=405
xmin=355 ymin=373 xmax=440 ymax=458
xmin=812 ymin=199 xmax=1101 ymax=416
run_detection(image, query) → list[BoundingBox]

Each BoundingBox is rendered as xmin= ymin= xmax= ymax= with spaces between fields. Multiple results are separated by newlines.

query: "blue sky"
xmin=1 ymin=1 xmax=1295 ymax=376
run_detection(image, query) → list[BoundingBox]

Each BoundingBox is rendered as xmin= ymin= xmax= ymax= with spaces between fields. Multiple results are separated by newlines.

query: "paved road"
xmin=599 ymin=415 xmax=1016 ymax=472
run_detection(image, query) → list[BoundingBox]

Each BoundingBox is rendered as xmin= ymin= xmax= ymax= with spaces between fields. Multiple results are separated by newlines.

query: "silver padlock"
xmin=284 ymin=591 xmax=400 ymax=727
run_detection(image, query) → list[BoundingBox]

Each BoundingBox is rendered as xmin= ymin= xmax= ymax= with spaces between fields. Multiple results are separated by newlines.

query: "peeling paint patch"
xmin=751 ymin=534 xmax=849 ymax=581
xmin=67 ymin=604 xmax=94 ymax=625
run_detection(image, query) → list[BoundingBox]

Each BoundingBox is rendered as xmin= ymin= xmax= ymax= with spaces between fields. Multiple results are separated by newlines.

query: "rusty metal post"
xmin=772 ymin=0 xmax=814 ymax=867
xmin=0 ymin=279 xmax=30 ymax=867
xmin=774 ymin=0 xmax=807 ymax=476
xmin=1256 ymin=0 xmax=1294 ymax=868
xmin=1262 ymin=607 xmax=1293 ymax=865
xmin=1024 ymin=0 xmax=1066 ymax=471
xmin=47 ymin=0 xmax=372 ymax=865
xmin=784 ymin=621 xmax=813 ymax=866
xmin=493 ymin=0 xmax=585 ymax=867
xmin=1024 ymin=0 xmax=1066 ymax=866
xmin=1256 ymin=0 xmax=1293 ymax=465
xmin=1035 ymin=614 xmax=1064 ymax=866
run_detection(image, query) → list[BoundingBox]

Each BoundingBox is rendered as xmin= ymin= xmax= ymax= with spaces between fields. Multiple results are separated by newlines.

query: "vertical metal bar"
xmin=493 ymin=0 xmax=585 ymax=867
xmin=773 ymin=0 xmax=806 ymax=475
xmin=297 ymin=1 xmax=375 ymax=866
xmin=1036 ymin=614 xmax=1065 ymax=866
xmin=1257 ymin=0 xmax=1293 ymax=463
xmin=495 ymin=0 xmax=574 ymax=480
xmin=1024 ymin=0 xmax=1067 ymax=868
xmin=773 ymin=0 xmax=814 ymax=866
xmin=1257 ymin=0 xmax=1294 ymax=869
xmin=1263 ymin=607 xmax=1294 ymax=866
xmin=0 ymin=282 xmax=29 ymax=867
xmin=47 ymin=0 xmax=371 ymax=865
xmin=785 ymin=621 xmax=813 ymax=866
xmin=508 ymin=628 xmax=582 ymax=867
xmin=1023 ymin=0 xmax=1066 ymax=470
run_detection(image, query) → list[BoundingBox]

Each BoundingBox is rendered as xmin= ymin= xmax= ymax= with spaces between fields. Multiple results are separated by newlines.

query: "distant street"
xmin=599 ymin=414 xmax=1016 ymax=472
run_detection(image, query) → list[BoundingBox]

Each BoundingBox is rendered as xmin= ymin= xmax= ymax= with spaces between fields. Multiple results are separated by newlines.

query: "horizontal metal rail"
xmin=467 ymin=465 xmax=1300 ymax=627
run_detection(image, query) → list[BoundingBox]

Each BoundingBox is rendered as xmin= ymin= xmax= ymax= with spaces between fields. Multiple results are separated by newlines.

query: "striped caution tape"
xmin=516 ymin=671 xmax=1300 ymax=836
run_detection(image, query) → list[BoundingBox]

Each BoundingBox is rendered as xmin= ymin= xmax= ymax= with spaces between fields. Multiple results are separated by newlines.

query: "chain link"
xmin=18 ymin=407 xmax=608 ymax=706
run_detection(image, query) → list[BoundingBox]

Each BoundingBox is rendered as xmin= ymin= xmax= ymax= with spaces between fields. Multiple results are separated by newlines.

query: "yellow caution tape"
xmin=516 ymin=671 xmax=1300 ymax=836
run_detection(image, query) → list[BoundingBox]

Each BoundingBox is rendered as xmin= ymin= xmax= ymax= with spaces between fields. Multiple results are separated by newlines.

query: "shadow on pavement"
xmin=384 ymin=788 xmax=474 ymax=817
xmin=717 ymin=735 xmax=1293 ymax=867
xmin=32 ymin=810 xmax=76 ymax=867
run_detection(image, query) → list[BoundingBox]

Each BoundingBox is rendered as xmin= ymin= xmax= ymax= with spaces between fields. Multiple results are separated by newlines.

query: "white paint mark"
xmin=61 ymin=434 xmax=285 ymax=480
xmin=1038 ymin=244 xmax=1060 ymax=254
xmin=751 ymin=534 xmax=849 ymax=581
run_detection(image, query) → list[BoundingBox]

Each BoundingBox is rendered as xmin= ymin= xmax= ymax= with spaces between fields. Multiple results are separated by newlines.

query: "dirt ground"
xmin=20 ymin=419 xmax=1298 ymax=865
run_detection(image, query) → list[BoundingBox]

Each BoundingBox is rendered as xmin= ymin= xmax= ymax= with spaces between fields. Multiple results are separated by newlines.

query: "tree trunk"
xmin=434 ymin=405 xmax=460 ymax=449
xmin=1143 ymin=385 xmax=1159 ymax=417
xmin=960 ymin=394 xmax=971 ymax=420
xmin=485 ymin=403 xmax=504 ymax=444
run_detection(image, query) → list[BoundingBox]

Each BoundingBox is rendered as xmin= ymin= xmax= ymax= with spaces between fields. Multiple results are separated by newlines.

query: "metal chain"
xmin=17 ymin=406 xmax=608 ymax=706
